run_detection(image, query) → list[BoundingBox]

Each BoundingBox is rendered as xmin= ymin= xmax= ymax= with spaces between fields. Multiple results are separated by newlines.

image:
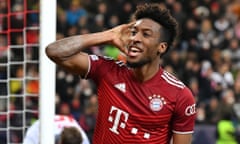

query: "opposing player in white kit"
xmin=23 ymin=115 xmax=90 ymax=144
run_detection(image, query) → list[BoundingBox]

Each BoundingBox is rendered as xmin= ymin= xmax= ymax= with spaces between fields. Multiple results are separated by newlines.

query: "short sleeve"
xmin=172 ymin=87 xmax=196 ymax=134
xmin=86 ymin=55 xmax=115 ymax=84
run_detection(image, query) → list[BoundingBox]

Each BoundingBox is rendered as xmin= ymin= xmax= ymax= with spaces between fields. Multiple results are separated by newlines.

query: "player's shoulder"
xmin=89 ymin=55 xmax=115 ymax=62
xmin=89 ymin=54 xmax=127 ymax=68
xmin=160 ymin=70 xmax=185 ymax=89
xmin=159 ymin=70 xmax=194 ymax=99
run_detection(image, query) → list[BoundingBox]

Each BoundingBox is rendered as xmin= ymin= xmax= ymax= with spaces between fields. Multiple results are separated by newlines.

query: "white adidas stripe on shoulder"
xmin=161 ymin=71 xmax=185 ymax=89
xmin=115 ymin=60 xmax=126 ymax=67
xmin=163 ymin=71 xmax=185 ymax=86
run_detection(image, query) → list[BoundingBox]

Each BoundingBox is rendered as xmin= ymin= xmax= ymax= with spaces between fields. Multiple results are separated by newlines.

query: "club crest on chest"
xmin=148 ymin=94 xmax=166 ymax=111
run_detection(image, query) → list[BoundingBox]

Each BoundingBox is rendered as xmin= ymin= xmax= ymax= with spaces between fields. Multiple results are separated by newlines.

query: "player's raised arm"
xmin=45 ymin=23 xmax=132 ymax=77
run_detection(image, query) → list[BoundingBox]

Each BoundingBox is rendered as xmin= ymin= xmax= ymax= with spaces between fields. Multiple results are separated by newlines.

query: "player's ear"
xmin=158 ymin=42 xmax=168 ymax=54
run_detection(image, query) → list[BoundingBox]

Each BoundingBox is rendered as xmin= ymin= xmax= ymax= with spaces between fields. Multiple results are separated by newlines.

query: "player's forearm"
xmin=45 ymin=31 xmax=113 ymax=62
xmin=172 ymin=133 xmax=192 ymax=144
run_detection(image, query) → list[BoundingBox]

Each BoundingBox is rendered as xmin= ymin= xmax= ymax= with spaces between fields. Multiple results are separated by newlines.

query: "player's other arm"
xmin=45 ymin=24 xmax=131 ymax=77
xmin=172 ymin=133 xmax=192 ymax=144
xmin=172 ymin=87 xmax=196 ymax=144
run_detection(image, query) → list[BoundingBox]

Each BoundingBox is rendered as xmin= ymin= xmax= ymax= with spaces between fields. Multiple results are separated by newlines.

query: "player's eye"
xmin=143 ymin=32 xmax=150 ymax=37
xmin=130 ymin=30 xmax=137 ymax=36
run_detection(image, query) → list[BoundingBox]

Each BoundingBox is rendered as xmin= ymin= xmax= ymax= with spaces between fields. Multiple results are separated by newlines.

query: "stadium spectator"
xmin=23 ymin=115 xmax=90 ymax=144
xmin=66 ymin=0 xmax=87 ymax=26
xmin=118 ymin=1 xmax=134 ymax=24
xmin=216 ymin=102 xmax=238 ymax=144
xmin=78 ymin=94 xmax=97 ymax=142
xmin=205 ymin=97 xmax=220 ymax=124
xmin=46 ymin=3 xmax=196 ymax=144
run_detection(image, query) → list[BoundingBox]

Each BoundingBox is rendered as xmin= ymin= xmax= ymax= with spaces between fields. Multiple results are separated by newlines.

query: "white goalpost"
xmin=39 ymin=0 xmax=56 ymax=144
xmin=0 ymin=0 xmax=56 ymax=143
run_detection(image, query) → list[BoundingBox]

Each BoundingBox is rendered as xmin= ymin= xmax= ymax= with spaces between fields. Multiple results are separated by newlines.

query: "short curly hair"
xmin=59 ymin=127 xmax=82 ymax=144
xmin=133 ymin=3 xmax=178 ymax=54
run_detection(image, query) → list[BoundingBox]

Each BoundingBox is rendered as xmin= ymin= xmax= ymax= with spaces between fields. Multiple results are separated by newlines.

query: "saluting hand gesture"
xmin=108 ymin=23 xmax=134 ymax=54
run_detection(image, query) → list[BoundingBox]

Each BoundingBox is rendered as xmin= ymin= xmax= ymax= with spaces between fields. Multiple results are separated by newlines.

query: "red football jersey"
xmin=86 ymin=55 xmax=196 ymax=144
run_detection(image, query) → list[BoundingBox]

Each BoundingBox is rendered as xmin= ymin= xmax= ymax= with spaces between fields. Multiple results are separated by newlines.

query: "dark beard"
xmin=126 ymin=58 xmax=151 ymax=68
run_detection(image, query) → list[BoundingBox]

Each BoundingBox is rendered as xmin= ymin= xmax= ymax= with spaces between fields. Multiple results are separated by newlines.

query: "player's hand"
xmin=108 ymin=22 xmax=134 ymax=54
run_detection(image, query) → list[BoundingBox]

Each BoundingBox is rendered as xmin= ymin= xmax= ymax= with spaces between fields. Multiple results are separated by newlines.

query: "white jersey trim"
xmin=84 ymin=55 xmax=92 ymax=79
xmin=161 ymin=71 xmax=185 ymax=89
xmin=172 ymin=130 xmax=194 ymax=134
xmin=163 ymin=71 xmax=184 ymax=85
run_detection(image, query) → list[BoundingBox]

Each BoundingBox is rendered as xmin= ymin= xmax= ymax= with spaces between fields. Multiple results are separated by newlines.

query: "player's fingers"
xmin=120 ymin=22 xmax=134 ymax=34
xmin=127 ymin=21 xmax=135 ymax=28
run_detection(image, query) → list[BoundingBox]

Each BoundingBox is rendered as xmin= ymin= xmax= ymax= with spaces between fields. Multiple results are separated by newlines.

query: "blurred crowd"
xmin=1 ymin=0 xmax=240 ymax=143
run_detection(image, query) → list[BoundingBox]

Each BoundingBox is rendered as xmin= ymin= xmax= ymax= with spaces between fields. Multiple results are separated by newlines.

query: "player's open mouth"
xmin=128 ymin=47 xmax=142 ymax=57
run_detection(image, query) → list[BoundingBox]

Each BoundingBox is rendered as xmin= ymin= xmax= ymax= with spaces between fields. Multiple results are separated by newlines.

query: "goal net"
xmin=0 ymin=0 xmax=40 ymax=143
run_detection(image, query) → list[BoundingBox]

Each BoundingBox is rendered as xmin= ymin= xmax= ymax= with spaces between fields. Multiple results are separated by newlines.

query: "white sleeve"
xmin=23 ymin=120 xmax=40 ymax=144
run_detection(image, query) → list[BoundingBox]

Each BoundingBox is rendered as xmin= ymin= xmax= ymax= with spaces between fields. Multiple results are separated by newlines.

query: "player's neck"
xmin=132 ymin=63 xmax=160 ymax=82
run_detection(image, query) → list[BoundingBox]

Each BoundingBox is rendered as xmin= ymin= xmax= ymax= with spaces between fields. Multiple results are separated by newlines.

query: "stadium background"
xmin=0 ymin=0 xmax=240 ymax=143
